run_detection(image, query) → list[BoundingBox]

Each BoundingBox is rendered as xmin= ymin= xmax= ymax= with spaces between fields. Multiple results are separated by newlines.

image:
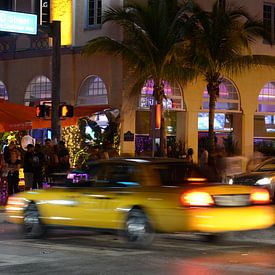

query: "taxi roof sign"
xmin=0 ymin=10 xmax=37 ymax=35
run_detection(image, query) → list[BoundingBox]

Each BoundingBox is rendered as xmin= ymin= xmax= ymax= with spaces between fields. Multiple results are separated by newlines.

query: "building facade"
xmin=1 ymin=0 xmax=275 ymax=162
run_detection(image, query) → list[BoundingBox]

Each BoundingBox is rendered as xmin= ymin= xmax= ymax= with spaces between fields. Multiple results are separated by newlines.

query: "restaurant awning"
xmin=0 ymin=100 xmax=35 ymax=131
xmin=74 ymin=105 xmax=110 ymax=117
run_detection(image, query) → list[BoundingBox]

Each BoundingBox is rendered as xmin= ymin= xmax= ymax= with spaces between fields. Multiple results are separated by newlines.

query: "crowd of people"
xmin=1 ymin=138 xmax=70 ymax=198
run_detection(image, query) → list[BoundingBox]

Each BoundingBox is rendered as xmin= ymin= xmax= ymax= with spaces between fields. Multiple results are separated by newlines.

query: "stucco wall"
xmin=0 ymin=52 xmax=123 ymax=109
xmin=73 ymin=0 xmax=124 ymax=47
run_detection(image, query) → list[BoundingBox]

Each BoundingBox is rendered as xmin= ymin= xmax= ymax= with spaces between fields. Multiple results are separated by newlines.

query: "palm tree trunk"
xmin=159 ymin=104 xmax=166 ymax=157
xmin=208 ymin=89 xmax=216 ymax=155
xmin=206 ymin=74 xmax=220 ymax=162
xmin=153 ymin=83 xmax=166 ymax=157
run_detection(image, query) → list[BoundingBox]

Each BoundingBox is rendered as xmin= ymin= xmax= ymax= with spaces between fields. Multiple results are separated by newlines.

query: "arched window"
xmin=0 ymin=81 xmax=8 ymax=100
xmin=258 ymin=82 xmax=275 ymax=113
xmin=25 ymin=76 xmax=52 ymax=106
xmin=139 ymin=79 xmax=185 ymax=110
xmin=202 ymin=78 xmax=240 ymax=112
xmin=77 ymin=75 xmax=108 ymax=106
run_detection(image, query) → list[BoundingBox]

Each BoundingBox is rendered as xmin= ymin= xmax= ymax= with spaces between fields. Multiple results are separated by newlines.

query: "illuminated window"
xmin=139 ymin=79 xmax=185 ymax=110
xmin=88 ymin=0 xmax=102 ymax=26
xmin=25 ymin=75 xmax=51 ymax=106
xmin=258 ymin=81 xmax=275 ymax=113
xmin=202 ymin=78 xmax=240 ymax=112
xmin=77 ymin=75 xmax=108 ymax=106
xmin=264 ymin=3 xmax=275 ymax=41
xmin=0 ymin=81 xmax=8 ymax=100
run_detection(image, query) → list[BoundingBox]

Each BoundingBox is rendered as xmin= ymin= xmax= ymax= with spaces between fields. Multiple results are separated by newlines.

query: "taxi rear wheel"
xmin=125 ymin=208 xmax=155 ymax=248
xmin=23 ymin=203 xmax=46 ymax=238
xmin=199 ymin=233 xmax=224 ymax=243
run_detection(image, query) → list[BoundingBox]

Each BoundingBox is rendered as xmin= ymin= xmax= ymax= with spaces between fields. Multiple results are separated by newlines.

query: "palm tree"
xmin=184 ymin=0 xmax=275 ymax=160
xmin=82 ymin=0 xmax=195 ymax=156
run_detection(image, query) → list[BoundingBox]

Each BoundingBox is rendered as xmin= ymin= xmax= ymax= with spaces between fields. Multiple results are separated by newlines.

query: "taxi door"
xmin=78 ymin=162 xmax=139 ymax=229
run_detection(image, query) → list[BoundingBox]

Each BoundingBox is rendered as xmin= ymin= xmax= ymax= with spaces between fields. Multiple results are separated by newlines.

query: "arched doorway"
xmin=254 ymin=81 xmax=275 ymax=155
xmin=0 ymin=81 xmax=8 ymax=100
xmin=136 ymin=79 xmax=186 ymax=156
xmin=199 ymin=78 xmax=241 ymax=154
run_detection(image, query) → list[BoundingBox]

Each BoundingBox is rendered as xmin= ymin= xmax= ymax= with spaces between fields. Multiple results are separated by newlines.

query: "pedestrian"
xmin=43 ymin=138 xmax=59 ymax=180
xmin=57 ymin=140 xmax=70 ymax=171
xmin=199 ymin=147 xmax=208 ymax=168
xmin=4 ymin=140 xmax=21 ymax=195
xmin=33 ymin=143 xmax=45 ymax=189
xmin=186 ymin=148 xmax=194 ymax=163
xmin=23 ymin=144 xmax=36 ymax=191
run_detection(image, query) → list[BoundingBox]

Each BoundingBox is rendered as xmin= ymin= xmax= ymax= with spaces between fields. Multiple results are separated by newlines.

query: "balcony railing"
xmin=0 ymin=31 xmax=51 ymax=59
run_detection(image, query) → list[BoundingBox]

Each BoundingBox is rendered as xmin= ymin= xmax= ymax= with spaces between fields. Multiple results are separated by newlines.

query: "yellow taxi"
xmin=5 ymin=158 xmax=275 ymax=247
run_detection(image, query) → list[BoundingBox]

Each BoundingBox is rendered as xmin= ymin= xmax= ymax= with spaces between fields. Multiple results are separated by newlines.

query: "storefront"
xmin=135 ymin=79 xmax=186 ymax=156
xmin=198 ymin=78 xmax=242 ymax=155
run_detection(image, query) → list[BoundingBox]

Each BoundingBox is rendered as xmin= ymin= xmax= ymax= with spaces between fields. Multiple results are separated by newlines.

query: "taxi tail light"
xmin=250 ymin=189 xmax=270 ymax=204
xmin=180 ymin=191 xmax=214 ymax=207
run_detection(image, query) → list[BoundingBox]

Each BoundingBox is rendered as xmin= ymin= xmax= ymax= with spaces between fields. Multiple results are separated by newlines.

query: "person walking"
xmin=57 ymin=140 xmax=70 ymax=172
xmin=43 ymin=139 xmax=59 ymax=183
xmin=199 ymin=147 xmax=209 ymax=168
xmin=4 ymin=140 xmax=21 ymax=196
xmin=186 ymin=148 xmax=194 ymax=163
xmin=33 ymin=143 xmax=45 ymax=189
xmin=23 ymin=144 xmax=36 ymax=191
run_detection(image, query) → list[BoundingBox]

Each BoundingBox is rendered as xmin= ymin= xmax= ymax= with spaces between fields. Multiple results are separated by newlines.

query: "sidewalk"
xmin=0 ymin=206 xmax=6 ymax=223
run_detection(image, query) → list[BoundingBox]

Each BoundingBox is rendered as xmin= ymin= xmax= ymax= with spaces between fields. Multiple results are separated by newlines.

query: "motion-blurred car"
xmin=229 ymin=157 xmax=275 ymax=201
xmin=6 ymin=158 xmax=274 ymax=247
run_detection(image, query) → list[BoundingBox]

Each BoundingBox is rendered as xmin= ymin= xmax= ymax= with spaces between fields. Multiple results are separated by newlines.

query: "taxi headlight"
xmin=255 ymin=177 xmax=271 ymax=186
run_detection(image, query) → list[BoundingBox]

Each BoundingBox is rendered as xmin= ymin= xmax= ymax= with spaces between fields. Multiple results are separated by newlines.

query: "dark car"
xmin=229 ymin=157 xmax=275 ymax=201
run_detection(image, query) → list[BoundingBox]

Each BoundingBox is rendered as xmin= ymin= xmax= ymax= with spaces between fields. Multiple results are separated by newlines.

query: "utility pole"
xmin=219 ymin=0 xmax=225 ymax=11
xmin=51 ymin=21 xmax=61 ymax=142
xmin=39 ymin=20 xmax=61 ymax=142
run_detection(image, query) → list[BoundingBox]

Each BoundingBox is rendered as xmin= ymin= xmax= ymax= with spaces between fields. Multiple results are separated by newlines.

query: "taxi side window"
xmin=159 ymin=165 xmax=191 ymax=186
xmin=109 ymin=164 xmax=139 ymax=187
xmin=157 ymin=164 xmax=197 ymax=186
xmin=94 ymin=163 xmax=139 ymax=188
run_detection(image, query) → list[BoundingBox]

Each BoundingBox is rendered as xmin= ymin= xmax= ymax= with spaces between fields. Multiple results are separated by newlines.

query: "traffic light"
xmin=59 ymin=104 xmax=74 ymax=118
xmin=36 ymin=105 xmax=50 ymax=117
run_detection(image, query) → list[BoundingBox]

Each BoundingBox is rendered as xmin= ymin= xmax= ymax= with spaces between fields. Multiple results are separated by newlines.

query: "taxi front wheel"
xmin=125 ymin=208 xmax=155 ymax=248
xmin=23 ymin=203 xmax=46 ymax=238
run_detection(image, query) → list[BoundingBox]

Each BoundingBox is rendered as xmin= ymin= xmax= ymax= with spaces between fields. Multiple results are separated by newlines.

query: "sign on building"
xmin=0 ymin=10 xmax=37 ymax=35
xmin=41 ymin=0 xmax=50 ymax=25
